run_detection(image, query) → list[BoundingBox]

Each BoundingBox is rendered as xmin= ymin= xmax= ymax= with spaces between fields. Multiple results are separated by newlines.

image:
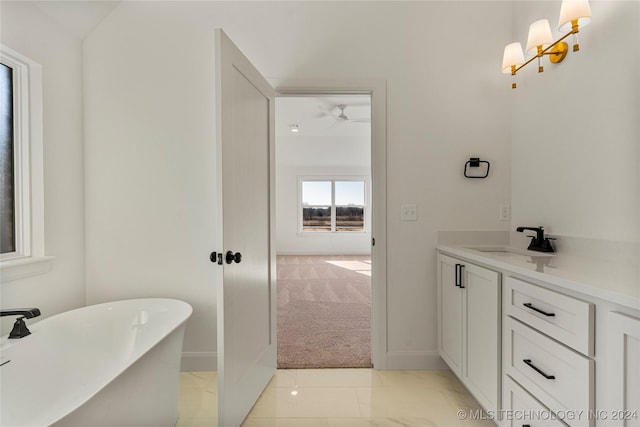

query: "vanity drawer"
xmin=502 ymin=376 xmax=567 ymax=427
xmin=504 ymin=317 xmax=594 ymax=427
xmin=504 ymin=276 xmax=594 ymax=356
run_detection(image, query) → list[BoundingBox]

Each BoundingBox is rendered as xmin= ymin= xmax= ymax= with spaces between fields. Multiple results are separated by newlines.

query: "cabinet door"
xmin=437 ymin=254 xmax=464 ymax=377
xmin=463 ymin=262 xmax=500 ymax=414
xmin=607 ymin=311 xmax=640 ymax=427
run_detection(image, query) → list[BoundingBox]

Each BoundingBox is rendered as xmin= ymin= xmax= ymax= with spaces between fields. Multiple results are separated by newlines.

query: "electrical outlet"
xmin=401 ymin=204 xmax=418 ymax=221
xmin=499 ymin=204 xmax=511 ymax=221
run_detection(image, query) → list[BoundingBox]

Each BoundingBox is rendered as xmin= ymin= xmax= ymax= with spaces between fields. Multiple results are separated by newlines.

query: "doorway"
xmin=274 ymin=90 xmax=385 ymax=368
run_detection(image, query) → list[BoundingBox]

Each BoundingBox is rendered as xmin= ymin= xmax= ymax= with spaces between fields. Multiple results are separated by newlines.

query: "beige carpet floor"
xmin=277 ymin=255 xmax=372 ymax=369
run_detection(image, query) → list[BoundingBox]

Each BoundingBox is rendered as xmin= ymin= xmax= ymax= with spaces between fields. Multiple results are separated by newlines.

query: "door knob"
xmin=210 ymin=252 xmax=223 ymax=265
xmin=225 ymin=251 xmax=242 ymax=264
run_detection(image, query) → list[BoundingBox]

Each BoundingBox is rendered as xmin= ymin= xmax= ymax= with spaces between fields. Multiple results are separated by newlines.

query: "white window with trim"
xmin=1 ymin=45 xmax=48 ymax=277
xmin=299 ymin=177 xmax=369 ymax=234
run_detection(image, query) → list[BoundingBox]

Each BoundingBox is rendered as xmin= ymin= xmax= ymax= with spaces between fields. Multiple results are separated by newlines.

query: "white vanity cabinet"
xmin=437 ymin=253 xmax=501 ymax=415
xmin=605 ymin=311 xmax=640 ymax=427
xmin=503 ymin=276 xmax=595 ymax=427
xmin=437 ymin=244 xmax=639 ymax=427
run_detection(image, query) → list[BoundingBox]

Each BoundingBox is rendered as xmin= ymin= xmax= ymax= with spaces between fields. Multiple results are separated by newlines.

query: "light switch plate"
xmin=401 ymin=204 xmax=418 ymax=221
xmin=500 ymin=203 xmax=511 ymax=221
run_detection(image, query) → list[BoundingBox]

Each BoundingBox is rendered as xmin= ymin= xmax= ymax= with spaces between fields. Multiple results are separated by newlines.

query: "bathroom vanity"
xmin=437 ymin=243 xmax=640 ymax=427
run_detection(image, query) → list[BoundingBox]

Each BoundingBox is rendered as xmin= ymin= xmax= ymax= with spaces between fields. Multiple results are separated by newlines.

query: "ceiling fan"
xmin=332 ymin=104 xmax=370 ymax=124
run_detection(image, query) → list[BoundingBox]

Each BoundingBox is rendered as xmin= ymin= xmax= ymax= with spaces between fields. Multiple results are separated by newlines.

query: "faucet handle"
xmin=8 ymin=317 xmax=32 ymax=339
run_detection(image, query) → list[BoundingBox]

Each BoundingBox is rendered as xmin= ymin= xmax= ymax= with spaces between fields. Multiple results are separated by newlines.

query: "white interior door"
xmin=215 ymin=29 xmax=276 ymax=427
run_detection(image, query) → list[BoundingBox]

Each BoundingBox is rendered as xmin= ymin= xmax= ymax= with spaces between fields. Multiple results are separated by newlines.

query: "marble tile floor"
xmin=176 ymin=369 xmax=496 ymax=427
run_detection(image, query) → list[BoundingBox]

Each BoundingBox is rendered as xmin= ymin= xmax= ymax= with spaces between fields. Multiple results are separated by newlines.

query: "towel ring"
xmin=464 ymin=158 xmax=490 ymax=179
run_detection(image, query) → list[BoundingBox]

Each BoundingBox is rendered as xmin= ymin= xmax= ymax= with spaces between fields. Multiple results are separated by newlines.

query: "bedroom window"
xmin=300 ymin=178 xmax=367 ymax=233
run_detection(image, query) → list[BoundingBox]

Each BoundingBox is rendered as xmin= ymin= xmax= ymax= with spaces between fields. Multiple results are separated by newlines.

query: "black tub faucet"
xmin=516 ymin=226 xmax=555 ymax=253
xmin=1 ymin=308 xmax=41 ymax=339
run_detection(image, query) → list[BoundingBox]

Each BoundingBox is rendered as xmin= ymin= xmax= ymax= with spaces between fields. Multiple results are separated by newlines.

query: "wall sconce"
xmin=502 ymin=0 xmax=592 ymax=88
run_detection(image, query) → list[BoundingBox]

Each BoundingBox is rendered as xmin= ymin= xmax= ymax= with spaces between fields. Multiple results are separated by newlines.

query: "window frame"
xmin=298 ymin=176 xmax=370 ymax=235
xmin=0 ymin=45 xmax=48 ymax=275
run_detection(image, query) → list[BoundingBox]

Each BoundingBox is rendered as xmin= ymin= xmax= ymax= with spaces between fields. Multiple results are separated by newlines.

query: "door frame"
xmin=272 ymin=79 xmax=388 ymax=369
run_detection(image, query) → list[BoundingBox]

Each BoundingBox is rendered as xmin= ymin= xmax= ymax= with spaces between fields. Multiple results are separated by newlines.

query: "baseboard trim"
xmin=180 ymin=351 xmax=446 ymax=371
xmin=181 ymin=352 xmax=217 ymax=372
xmin=384 ymin=350 xmax=449 ymax=370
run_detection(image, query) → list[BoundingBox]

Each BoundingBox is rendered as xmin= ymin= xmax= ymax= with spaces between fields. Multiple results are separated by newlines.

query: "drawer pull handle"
xmin=455 ymin=264 xmax=465 ymax=288
xmin=523 ymin=302 xmax=555 ymax=317
xmin=523 ymin=359 xmax=556 ymax=379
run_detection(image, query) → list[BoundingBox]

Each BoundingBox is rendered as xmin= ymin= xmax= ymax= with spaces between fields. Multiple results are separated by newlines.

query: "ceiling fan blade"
xmin=324 ymin=120 xmax=342 ymax=130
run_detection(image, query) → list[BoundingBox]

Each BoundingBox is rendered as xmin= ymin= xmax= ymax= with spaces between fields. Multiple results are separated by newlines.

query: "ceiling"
xmin=32 ymin=1 xmax=120 ymax=39
xmin=24 ymin=2 xmax=372 ymax=138
xmin=275 ymin=95 xmax=371 ymax=138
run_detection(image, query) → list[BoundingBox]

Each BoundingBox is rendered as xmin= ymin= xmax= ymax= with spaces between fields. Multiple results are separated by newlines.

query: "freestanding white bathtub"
xmin=0 ymin=298 xmax=192 ymax=427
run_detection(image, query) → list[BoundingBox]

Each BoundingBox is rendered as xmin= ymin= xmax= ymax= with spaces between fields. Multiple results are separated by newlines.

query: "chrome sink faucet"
xmin=516 ymin=226 xmax=555 ymax=253
xmin=1 ymin=308 xmax=41 ymax=339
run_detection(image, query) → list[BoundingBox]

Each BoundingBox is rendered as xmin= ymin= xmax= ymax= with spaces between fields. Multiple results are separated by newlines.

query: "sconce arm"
xmin=512 ymin=29 xmax=574 ymax=75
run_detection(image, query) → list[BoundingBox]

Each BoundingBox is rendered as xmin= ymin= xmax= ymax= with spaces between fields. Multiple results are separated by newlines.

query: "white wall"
xmin=510 ymin=1 xmax=640 ymax=244
xmin=276 ymin=131 xmax=371 ymax=254
xmin=83 ymin=2 xmax=219 ymax=369
xmin=0 ymin=2 xmax=86 ymax=334
xmin=83 ymin=1 xmax=513 ymax=369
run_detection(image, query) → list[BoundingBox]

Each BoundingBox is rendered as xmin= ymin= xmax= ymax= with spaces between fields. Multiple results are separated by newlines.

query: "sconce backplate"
xmin=549 ymin=41 xmax=569 ymax=63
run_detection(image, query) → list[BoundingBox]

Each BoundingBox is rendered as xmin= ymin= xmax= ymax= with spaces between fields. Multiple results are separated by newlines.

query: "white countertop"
xmin=438 ymin=244 xmax=640 ymax=311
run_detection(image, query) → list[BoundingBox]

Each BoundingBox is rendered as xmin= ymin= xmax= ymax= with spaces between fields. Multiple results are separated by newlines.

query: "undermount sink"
xmin=469 ymin=247 xmax=512 ymax=253
xmin=464 ymin=246 xmax=555 ymax=257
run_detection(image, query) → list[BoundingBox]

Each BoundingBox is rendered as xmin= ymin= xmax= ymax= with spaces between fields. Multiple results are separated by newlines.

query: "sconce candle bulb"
xmin=572 ymin=22 xmax=581 ymax=51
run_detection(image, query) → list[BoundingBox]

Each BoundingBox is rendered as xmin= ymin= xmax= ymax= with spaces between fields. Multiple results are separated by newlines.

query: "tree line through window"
xmin=301 ymin=180 xmax=366 ymax=232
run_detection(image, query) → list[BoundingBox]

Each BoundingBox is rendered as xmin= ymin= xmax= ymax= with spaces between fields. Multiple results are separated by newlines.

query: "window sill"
xmin=297 ymin=232 xmax=371 ymax=237
xmin=0 ymin=256 xmax=55 ymax=283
